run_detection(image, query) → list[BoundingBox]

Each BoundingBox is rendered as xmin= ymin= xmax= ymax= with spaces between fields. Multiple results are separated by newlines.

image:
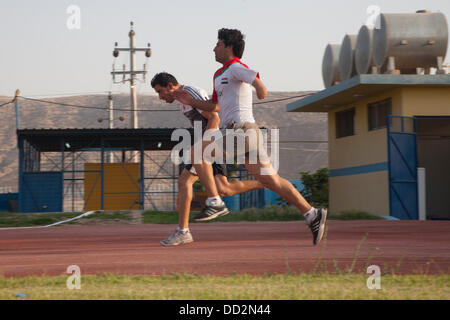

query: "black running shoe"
xmin=307 ymin=208 xmax=328 ymax=245
xmin=193 ymin=203 xmax=230 ymax=222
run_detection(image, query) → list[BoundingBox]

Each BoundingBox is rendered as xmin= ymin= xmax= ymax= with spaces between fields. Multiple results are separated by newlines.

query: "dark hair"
xmin=151 ymin=72 xmax=178 ymax=88
xmin=218 ymin=28 xmax=245 ymax=59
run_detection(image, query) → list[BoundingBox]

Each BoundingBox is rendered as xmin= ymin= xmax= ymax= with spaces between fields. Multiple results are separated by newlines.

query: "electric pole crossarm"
xmin=111 ymin=71 xmax=147 ymax=75
xmin=111 ymin=21 xmax=150 ymax=140
xmin=115 ymin=48 xmax=150 ymax=51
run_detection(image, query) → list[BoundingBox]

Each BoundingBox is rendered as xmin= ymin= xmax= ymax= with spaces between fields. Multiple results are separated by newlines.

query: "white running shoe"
xmin=160 ymin=229 xmax=194 ymax=246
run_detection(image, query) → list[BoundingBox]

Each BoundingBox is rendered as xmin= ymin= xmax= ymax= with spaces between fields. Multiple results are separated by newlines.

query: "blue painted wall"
xmin=20 ymin=172 xmax=63 ymax=213
xmin=0 ymin=193 xmax=18 ymax=211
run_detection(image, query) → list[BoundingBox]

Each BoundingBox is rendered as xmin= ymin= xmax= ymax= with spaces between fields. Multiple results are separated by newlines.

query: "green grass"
xmin=0 ymin=211 xmax=132 ymax=228
xmin=142 ymin=206 xmax=383 ymax=224
xmin=0 ymin=273 xmax=448 ymax=300
xmin=0 ymin=212 xmax=81 ymax=228
xmin=0 ymin=207 xmax=382 ymax=228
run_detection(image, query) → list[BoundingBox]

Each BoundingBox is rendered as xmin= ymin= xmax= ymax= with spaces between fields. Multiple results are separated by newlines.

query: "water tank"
xmin=373 ymin=12 xmax=448 ymax=70
xmin=339 ymin=34 xmax=358 ymax=80
xmin=322 ymin=44 xmax=342 ymax=88
xmin=355 ymin=25 xmax=376 ymax=74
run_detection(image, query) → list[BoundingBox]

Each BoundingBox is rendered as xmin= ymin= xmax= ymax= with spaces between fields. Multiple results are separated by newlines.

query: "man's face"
xmin=153 ymin=83 xmax=175 ymax=103
xmin=213 ymin=39 xmax=232 ymax=64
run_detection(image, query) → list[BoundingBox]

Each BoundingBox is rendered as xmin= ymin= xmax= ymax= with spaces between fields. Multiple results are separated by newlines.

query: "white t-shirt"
xmin=173 ymin=85 xmax=209 ymax=129
xmin=212 ymin=58 xmax=259 ymax=128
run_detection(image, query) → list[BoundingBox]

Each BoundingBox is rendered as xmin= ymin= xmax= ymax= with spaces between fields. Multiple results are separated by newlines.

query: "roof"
xmin=17 ymin=128 xmax=193 ymax=152
xmin=287 ymin=74 xmax=450 ymax=113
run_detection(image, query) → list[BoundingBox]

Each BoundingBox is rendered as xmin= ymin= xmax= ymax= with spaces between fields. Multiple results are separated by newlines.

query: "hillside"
xmin=0 ymin=92 xmax=328 ymax=190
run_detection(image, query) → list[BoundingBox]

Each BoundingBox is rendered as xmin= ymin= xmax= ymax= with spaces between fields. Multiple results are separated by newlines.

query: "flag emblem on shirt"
xmin=221 ymin=77 xmax=228 ymax=84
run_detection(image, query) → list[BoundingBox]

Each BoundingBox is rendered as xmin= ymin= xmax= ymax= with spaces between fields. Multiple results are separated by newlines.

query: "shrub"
xmin=300 ymin=168 xmax=329 ymax=208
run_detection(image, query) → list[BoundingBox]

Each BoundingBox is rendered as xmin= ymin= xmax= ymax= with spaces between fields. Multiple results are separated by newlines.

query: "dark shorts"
xmin=183 ymin=163 xmax=227 ymax=176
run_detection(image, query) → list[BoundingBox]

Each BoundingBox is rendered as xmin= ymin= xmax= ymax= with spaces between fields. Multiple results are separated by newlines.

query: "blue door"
xmin=387 ymin=116 xmax=418 ymax=220
xmin=20 ymin=172 xmax=63 ymax=213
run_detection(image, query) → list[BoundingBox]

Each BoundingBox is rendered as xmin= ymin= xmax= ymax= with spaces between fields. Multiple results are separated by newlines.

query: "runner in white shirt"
xmin=151 ymin=72 xmax=263 ymax=246
xmin=212 ymin=58 xmax=257 ymax=126
xmin=172 ymin=29 xmax=328 ymax=245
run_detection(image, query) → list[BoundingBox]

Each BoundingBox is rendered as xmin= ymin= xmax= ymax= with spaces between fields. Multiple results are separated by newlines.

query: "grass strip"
xmin=0 ymin=207 xmax=383 ymax=228
xmin=0 ymin=273 xmax=448 ymax=300
xmin=0 ymin=211 xmax=132 ymax=228
xmin=142 ymin=206 xmax=383 ymax=224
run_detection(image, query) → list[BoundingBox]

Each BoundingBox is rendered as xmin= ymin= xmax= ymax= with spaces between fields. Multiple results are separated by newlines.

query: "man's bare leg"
xmin=244 ymin=159 xmax=327 ymax=245
xmin=192 ymin=138 xmax=304 ymax=210
xmin=189 ymin=140 xmax=230 ymax=222
xmin=191 ymin=140 xmax=220 ymax=199
xmin=214 ymin=174 xmax=263 ymax=197
xmin=244 ymin=160 xmax=311 ymax=213
xmin=160 ymin=169 xmax=197 ymax=246
xmin=176 ymin=169 xmax=199 ymax=229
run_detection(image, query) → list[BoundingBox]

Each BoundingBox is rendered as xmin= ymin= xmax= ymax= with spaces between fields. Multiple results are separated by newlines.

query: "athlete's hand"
xmin=172 ymin=89 xmax=193 ymax=105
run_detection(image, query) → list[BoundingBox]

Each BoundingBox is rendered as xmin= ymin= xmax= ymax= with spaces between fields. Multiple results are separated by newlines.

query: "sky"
xmin=0 ymin=0 xmax=449 ymax=97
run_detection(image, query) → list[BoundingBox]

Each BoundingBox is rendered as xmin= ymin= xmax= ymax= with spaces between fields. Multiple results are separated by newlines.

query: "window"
xmin=335 ymin=108 xmax=355 ymax=138
xmin=368 ymin=98 xmax=392 ymax=130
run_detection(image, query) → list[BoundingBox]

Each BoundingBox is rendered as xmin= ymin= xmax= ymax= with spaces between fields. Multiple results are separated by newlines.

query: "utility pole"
xmin=108 ymin=92 xmax=114 ymax=131
xmin=13 ymin=89 xmax=20 ymax=149
xmin=111 ymin=21 xmax=151 ymax=129
xmin=14 ymin=89 xmax=20 ymax=132
xmin=111 ymin=21 xmax=151 ymax=162
xmin=108 ymin=92 xmax=114 ymax=163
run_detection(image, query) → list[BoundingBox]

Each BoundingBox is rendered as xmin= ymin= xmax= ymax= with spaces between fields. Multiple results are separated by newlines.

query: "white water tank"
xmin=339 ymin=34 xmax=358 ymax=80
xmin=355 ymin=25 xmax=376 ymax=74
xmin=373 ymin=11 xmax=448 ymax=70
xmin=322 ymin=44 xmax=342 ymax=88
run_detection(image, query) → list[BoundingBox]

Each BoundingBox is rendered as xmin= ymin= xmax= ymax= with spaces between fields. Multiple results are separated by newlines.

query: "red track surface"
xmin=0 ymin=221 xmax=449 ymax=277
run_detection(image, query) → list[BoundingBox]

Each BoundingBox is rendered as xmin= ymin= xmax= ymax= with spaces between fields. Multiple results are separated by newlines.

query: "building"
xmin=287 ymin=74 xmax=450 ymax=220
xmin=15 ymin=127 xmax=269 ymax=213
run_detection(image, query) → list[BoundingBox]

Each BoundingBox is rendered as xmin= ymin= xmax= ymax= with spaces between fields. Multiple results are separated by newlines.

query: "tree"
xmin=276 ymin=168 xmax=329 ymax=208
xmin=299 ymin=168 xmax=329 ymax=208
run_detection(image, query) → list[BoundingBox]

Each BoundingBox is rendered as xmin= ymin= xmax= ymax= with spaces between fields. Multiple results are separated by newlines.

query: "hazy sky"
xmin=1 ymin=0 xmax=449 ymax=97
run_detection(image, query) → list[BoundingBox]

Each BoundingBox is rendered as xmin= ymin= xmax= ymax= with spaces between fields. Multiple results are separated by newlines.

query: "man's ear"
xmin=167 ymin=82 xmax=174 ymax=90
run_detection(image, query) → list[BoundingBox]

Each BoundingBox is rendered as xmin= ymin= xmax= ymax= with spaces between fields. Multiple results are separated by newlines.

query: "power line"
xmin=0 ymin=99 xmax=15 ymax=108
xmin=16 ymin=93 xmax=313 ymax=112
xmin=17 ymin=96 xmax=179 ymax=112
xmin=278 ymin=140 xmax=328 ymax=143
xmin=253 ymin=93 xmax=315 ymax=105
xmin=25 ymin=91 xmax=113 ymax=98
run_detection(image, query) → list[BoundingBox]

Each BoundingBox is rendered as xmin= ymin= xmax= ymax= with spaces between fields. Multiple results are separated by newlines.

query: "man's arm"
xmin=172 ymin=89 xmax=220 ymax=112
xmin=201 ymin=111 xmax=220 ymax=130
xmin=252 ymin=77 xmax=267 ymax=100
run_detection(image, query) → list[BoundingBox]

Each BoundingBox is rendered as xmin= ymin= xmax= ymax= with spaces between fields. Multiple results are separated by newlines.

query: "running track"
xmin=0 ymin=221 xmax=448 ymax=277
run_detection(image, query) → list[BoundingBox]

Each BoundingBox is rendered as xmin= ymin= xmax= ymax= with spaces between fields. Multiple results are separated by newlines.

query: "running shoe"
xmin=193 ymin=203 xmax=229 ymax=222
xmin=307 ymin=208 xmax=328 ymax=245
xmin=160 ymin=229 xmax=194 ymax=246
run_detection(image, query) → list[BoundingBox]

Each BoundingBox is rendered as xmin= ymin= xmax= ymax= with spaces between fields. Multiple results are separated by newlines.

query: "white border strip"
xmin=0 ymin=211 xmax=99 ymax=230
